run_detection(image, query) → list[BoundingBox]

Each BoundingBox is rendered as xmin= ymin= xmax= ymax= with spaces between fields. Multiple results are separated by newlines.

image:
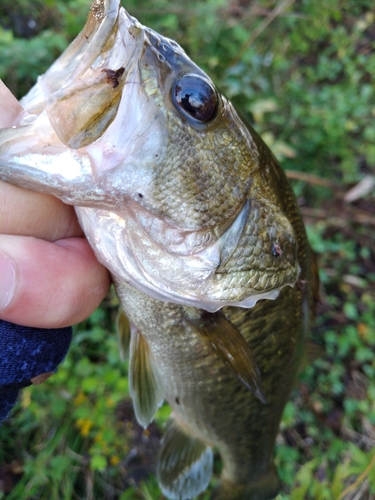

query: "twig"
xmin=285 ymin=170 xmax=341 ymax=190
xmin=299 ymin=206 xmax=375 ymax=227
xmin=230 ymin=0 xmax=296 ymax=66
xmin=344 ymin=175 xmax=375 ymax=203
xmin=337 ymin=452 xmax=375 ymax=500
xmin=345 ymin=204 xmax=375 ymax=227
xmin=341 ymin=426 xmax=375 ymax=449
xmin=352 ymin=479 xmax=369 ymax=500
xmin=289 ymin=428 xmax=313 ymax=458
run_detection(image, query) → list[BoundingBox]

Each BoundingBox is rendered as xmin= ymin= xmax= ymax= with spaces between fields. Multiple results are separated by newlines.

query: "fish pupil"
xmin=181 ymin=93 xmax=197 ymax=114
xmin=173 ymin=74 xmax=217 ymax=123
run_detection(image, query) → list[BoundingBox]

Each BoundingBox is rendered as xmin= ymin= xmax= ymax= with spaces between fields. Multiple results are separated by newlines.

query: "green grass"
xmin=1 ymin=0 xmax=375 ymax=498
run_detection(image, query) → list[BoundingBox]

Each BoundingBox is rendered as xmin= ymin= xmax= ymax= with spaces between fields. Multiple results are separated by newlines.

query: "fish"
xmin=0 ymin=0 xmax=318 ymax=498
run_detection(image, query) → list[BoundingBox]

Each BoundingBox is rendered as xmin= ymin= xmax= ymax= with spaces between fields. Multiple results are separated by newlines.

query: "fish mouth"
xmin=31 ymin=4 xmax=146 ymax=150
xmin=77 ymin=198 xmax=300 ymax=312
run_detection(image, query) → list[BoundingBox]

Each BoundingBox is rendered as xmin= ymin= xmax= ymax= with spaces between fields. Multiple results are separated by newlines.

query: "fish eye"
xmin=172 ymin=74 xmax=217 ymax=123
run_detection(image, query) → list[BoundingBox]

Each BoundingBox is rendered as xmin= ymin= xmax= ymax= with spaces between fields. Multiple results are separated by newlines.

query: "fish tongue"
xmin=187 ymin=311 xmax=266 ymax=403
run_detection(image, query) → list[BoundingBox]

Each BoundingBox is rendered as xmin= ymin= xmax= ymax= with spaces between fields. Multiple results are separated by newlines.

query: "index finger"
xmin=0 ymin=181 xmax=84 ymax=240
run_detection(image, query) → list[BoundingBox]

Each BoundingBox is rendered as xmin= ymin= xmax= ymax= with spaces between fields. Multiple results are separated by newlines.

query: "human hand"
xmin=0 ymin=81 xmax=111 ymax=422
xmin=0 ymin=81 xmax=111 ymax=328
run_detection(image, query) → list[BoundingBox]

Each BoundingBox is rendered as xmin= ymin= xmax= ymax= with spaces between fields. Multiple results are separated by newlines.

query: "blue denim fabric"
xmin=0 ymin=320 xmax=72 ymax=422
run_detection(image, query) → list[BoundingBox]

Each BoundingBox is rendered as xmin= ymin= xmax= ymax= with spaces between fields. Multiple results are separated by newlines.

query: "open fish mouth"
xmin=0 ymin=0 xmax=300 ymax=312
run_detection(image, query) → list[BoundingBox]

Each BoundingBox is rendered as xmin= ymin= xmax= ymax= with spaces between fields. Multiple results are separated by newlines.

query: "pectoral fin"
xmin=129 ymin=327 xmax=164 ymax=428
xmin=189 ymin=311 xmax=266 ymax=403
xmin=157 ymin=419 xmax=213 ymax=500
xmin=116 ymin=307 xmax=131 ymax=362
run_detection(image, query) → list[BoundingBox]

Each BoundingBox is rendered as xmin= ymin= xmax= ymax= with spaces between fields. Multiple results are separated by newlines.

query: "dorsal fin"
xmin=116 ymin=306 xmax=131 ymax=362
xmin=129 ymin=327 xmax=164 ymax=428
xmin=157 ymin=419 xmax=213 ymax=500
xmin=188 ymin=311 xmax=266 ymax=403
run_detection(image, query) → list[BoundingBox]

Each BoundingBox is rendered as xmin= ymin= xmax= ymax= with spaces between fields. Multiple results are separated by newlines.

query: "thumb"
xmin=0 ymin=235 xmax=110 ymax=328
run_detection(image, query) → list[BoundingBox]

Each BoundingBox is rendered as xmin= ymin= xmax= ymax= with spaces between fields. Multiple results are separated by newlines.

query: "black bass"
xmin=0 ymin=0 xmax=318 ymax=498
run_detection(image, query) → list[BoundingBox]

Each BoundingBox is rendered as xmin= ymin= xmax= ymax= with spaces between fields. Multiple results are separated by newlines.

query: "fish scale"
xmin=0 ymin=0 xmax=318 ymax=498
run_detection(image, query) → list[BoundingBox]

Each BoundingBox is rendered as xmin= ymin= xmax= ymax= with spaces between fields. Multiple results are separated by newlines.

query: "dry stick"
xmin=300 ymin=206 xmax=375 ymax=227
xmin=284 ymin=171 xmax=375 ymax=226
xmin=289 ymin=428 xmax=313 ymax=458
xmin=341 ymin=426 xmax=375 ymax=448
xmin=345 ymin=204 xmax=375 ymax=226
xmin=230 ymin=0 xmax=297 ymax=67
xmin=351 ymin=480 xmax=369 ymax=500
xmin=337 ymin=452 xmax=375 ymax=500
xmin=285 ymin=170 xmax=341 ymax=190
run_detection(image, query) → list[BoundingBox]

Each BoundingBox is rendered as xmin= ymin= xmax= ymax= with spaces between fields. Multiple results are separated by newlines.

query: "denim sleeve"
xmin=0 ymin=320 xmax=72 ymax=422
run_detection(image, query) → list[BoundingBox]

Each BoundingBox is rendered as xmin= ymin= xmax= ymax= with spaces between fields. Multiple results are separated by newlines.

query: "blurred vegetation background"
xmin=1 ymin=0 xmax=375 ymax=498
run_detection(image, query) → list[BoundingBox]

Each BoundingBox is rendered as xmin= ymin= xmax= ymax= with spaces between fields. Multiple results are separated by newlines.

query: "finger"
xmin=0 ymin=80 xmax=25 ymax=128
xmin=0 ymin=235 xmax=111 ymax=328
xmin=0 ymin=181 xmax=83 ymax=240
